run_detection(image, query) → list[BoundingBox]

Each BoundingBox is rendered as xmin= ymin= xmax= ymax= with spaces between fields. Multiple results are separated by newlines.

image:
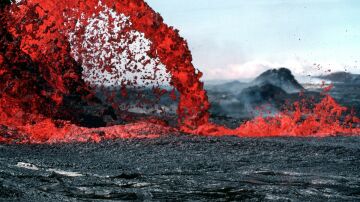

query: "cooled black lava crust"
xmin=1 ymin=135 xmax=360 ymax=201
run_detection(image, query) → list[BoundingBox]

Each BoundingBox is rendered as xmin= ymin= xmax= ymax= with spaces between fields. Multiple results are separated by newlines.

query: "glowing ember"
xmin=0 ymin=0 xmax=359 ymax=144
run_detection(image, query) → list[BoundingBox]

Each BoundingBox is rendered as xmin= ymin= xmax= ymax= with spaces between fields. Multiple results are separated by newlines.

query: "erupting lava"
xmin=0 ymin=0 xmax=359 ymax=144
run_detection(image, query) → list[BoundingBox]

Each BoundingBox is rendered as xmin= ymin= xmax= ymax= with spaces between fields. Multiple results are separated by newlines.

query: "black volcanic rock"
xmin=253 ymin=68 xmax=304 ymax=93
xmin=238 ymin=83 xmax=287 ymax=106
xmin=317 ymin=72 xmax=360 ymax=84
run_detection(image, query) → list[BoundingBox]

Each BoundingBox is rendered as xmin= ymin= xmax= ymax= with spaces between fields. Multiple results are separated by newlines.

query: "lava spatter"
xmin=0 ymin=0 xmax=359 ymax=144
xmin=0 ymin=0 xmax=208 ymax=143
xmin=184 ymin=93 xmax=360 ymax=137
xmin=9 ymin=0 xmax=210 ymax=128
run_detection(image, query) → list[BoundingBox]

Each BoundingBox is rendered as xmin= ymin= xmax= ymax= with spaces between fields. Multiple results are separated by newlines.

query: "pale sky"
xmin=145 ymin=0 xmax=360 ymax=81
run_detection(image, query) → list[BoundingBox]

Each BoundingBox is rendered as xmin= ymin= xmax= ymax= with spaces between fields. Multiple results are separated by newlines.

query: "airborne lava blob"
xmin=0 ymin=0 xmax=359 ymax=144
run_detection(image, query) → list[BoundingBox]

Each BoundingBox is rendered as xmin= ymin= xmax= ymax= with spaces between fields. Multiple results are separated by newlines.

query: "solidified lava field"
xmin=1 ymin=136 xmax=360 ymax=201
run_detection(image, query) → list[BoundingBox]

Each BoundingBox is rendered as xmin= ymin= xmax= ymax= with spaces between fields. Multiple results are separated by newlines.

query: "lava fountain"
xmin=0 ymin=0 xmax=359 ymax=144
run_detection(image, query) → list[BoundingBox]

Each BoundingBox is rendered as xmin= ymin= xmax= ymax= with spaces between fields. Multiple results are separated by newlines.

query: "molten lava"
xmin=184 ymin=93 xmax=360 ymax=137
xmin=0 ymin=0 xmax=359 ymax=144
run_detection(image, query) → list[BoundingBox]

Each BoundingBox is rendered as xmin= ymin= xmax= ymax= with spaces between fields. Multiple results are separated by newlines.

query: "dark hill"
xmin=317 ymin=72 xmax=360 ymax=84
xmin=238 ymin=83 xmax=287 ymax=106
xmin=253 ymin=68 xmax=304 ymax=93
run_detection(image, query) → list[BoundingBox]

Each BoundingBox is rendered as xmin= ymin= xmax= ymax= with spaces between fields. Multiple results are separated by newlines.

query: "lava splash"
xmin=0 ymin=0 xmax=359 ymax=144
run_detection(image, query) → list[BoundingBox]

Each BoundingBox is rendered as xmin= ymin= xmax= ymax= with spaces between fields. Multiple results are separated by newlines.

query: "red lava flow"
xmin=0 ymin=0 xmax=359 ymax=144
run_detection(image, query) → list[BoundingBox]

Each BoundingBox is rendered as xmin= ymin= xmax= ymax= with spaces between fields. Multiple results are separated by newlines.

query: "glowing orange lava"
xmin=0 ymin=0 xmax=359 ymax=144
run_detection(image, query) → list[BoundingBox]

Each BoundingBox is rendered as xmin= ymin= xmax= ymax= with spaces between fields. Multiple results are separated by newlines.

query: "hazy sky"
xmin=145 ymin=0 xmax=360 ymax=80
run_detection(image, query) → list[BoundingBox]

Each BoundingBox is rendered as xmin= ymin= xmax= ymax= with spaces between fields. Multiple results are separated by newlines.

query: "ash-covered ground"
xmin=1 ymin=136 xmax=360 ymax=201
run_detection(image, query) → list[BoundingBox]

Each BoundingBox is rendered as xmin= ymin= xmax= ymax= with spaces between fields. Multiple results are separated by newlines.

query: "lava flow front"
xmin=0 ymin=0 xmax=359 ymax=144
